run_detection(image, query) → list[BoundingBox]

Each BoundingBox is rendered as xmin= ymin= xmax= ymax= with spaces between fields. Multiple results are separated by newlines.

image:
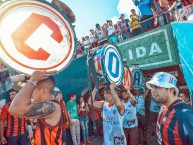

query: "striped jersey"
xmin=122 ymin=100 xmax=138 ymax=128
xmin=0 ymin=102 xmax=27 ymax=137
xmin=169 ymin=0 xmax=193 ymax=17
xmin=103 ymin=101 xmax=126 ymax=145
xmin=157 ymin=99 xmax=193 ymax=145
xmin=153 ymin=0 xmax=166 ymax=14
xmin=34 ymin=100 xmax=63 ymax=145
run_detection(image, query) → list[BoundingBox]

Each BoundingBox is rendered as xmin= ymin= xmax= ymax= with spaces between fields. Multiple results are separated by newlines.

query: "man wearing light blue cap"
xmin=146 ymin=72 xmax=193 ymax=145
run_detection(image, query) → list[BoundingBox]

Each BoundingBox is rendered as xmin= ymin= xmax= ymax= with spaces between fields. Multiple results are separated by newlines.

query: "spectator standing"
xmin=77 ymin=96 xmax=91 ymax=145
xmin=102 ymin=23 xmax=108 ymax=38
xmin=9 ymin=70 xmax=63 ymax=145
xmin=95 ymin=23 xmax=104 ymax=43
xmin=106 ymin=20 xmax=119 ymax=43
xmin=130 ymin=9 xmax=142 ymax=37
xmin=146 ymin=72 xmax=193 ymax=145
xmin=122 ymin=87 xmax=139 ymax=145
xmin=88 ymin=104 xmax=102 ymax=138
xmin=88 ymin=83 xmax=126 ymax=145
xmin=53 ymin=87 xmax=69 ymax=145
xmin=134 ymin=0 xmax=154 ymax=32
xmin=0 ymin=89 xmax=29 ymax=145
xmin=76 ymin=40 xmax=83 ymax=58
xmin=107 ymin=20 xmax=116 ymax=36
xmin=179 ymin=92 xmax=191 ymax=106
xmin=118 ymin=14 xmax=130 ymax=40
xmin=158 ymin=0 xmax=193 ymax=20
xmin=82 ymin=36 xmax=90 ymax=54
xmin=89 ymin=29 xmax=97 ymax=48
xmin=130 ymin=88 xmax=149 ymax=145
xmin=151 ymin=0 xmax=169 ymax=27
xmin=67 ymin=93 xmax=80 ymax=145
xmin=149 ymin=97 xmax=162 ymax=136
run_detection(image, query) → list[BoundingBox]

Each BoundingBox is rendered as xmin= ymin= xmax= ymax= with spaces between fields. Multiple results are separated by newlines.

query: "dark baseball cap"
xmin=131 ymin=9 xmax=135 ymax=12
xmin=119 ymin=14 xmax=124 ymax=19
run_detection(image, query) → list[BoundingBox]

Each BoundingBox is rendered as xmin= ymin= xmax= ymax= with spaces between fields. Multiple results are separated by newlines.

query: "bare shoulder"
xmin=24 ymin=101 xmax=61 ymax=119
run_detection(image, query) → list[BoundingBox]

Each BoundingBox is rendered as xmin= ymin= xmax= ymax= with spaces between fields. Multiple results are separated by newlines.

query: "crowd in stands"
xmin=75 ymin=1 xmax=191 ymax=58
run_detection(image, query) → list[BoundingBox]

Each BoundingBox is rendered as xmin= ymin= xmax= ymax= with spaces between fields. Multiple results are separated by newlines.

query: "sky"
xmin=46 ymin=0 xmax=137 ymax=40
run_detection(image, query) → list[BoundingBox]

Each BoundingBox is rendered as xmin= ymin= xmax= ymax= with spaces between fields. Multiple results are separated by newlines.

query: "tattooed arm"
xmin=110 ymin=83 xmax=124 ymax=115
xmin=9 ymin=70 xmax=58 ymax=119
xmin=24 ymin=102 xmax=56 ymax=119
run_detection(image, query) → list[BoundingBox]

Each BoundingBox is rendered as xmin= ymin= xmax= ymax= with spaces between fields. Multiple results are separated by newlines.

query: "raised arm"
xmin=126 ymin=87 xmax=136 ymax=106
xmin=9 ymin=70 xmax=58 ymax=119
xmin=110 ymin=83 xmax=124 ymax=115
xmin=142 ymin=88 xmax=150 ymax=98
xmin=88 ymin=88 xmax=103 ymax=110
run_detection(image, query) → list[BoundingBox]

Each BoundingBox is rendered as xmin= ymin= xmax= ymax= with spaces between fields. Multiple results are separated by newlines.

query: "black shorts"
xmin=140 ymin=15 xmax=154 ymax=32
xmin=138 ymin=114 xmax=148 ymax=130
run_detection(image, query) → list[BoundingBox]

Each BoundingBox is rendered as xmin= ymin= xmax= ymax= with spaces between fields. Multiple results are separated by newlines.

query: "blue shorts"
xmin=140 ymin=15 xmax=154 ymax=32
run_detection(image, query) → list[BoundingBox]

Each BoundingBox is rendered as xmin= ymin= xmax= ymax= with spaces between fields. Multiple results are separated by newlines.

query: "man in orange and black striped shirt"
xmin=9 ymin=70 xmax=63 ymax=145
xmin=158 ymin=0 xmax=193 ymax=20
xmin=0 ymin=89 xmax=29 ymax=145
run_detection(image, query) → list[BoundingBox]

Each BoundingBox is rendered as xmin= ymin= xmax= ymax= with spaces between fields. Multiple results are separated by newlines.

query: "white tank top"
xmin=136 ymin=95 xmax=145 ymax=116
xmin=107 ymin=25 xmax=115 ymax=36
xmin=95 ymin=28 xmax=104 ymax=40
xmin=150 ymin=99 xmax=161 ymax=113
xmin=89 ymin=34 xmax=95 ymax=43
xmin=103 ymin=102 xmax=126 ymax=145
xmin=122 ymin=100 xmax=138 ymax=128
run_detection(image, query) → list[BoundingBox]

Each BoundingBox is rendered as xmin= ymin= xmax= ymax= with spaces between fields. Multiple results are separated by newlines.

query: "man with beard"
xmin=146 ymin=72 xmax=193 ymax=145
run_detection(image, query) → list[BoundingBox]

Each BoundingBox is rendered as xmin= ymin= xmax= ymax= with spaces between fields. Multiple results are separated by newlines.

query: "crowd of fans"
xmin=0 ymin=71 xmax=191 ymax=145
xmin=75 ymin=1 xmax=190 ymax=58
xmin=0 ymin=0 xmax=193 ymax=145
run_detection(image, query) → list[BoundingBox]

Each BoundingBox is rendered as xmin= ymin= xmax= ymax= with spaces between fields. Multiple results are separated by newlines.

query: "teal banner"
xmin=118 ymin=25 xmax=180 ymax=70
xmin=172 ymin=22 xmax=193 ymax=99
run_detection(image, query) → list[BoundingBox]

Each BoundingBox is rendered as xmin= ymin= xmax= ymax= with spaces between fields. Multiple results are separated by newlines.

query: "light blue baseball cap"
xmin=146 ymin=72 xmax=179 ymax=96
xmin=53 ymin=87 xmax=62 ymax=96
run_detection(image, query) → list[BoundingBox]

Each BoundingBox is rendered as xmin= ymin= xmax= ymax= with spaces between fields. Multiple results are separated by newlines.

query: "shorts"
xmin=137 ymin=114 xmax=148 ymax=130
xmin=132 ymin=28 xmax=142 ymax=37
xmin=140 ymin=15 xmax=154 ymax=32
xmin=7 ymin=132 xmax=29 ymax=145
xmin=123 ymin=126 xmax=139 ymax=145
xmin=62 ymin=130 xmax=66 ymax=143
xmin=150 ymin=111 xmax=159 ymax=123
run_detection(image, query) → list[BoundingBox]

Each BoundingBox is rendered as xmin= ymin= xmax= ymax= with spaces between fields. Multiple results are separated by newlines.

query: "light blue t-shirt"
xmin=103 ymin=102 xmax=126 ymax=145
xmin=136 ymin=95 xmax=145 ymax=116
xmin=122 ymin=100 xmax=138 ymax=128
xmin=150 ymin=99 xmax=161 ymax=113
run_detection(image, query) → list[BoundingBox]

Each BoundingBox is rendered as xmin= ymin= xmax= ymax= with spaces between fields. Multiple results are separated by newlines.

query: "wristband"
xmin=26 ymin=80 xmax=38 ymax=87
xmin=24 ymin=75 xmax=29 ymax=82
